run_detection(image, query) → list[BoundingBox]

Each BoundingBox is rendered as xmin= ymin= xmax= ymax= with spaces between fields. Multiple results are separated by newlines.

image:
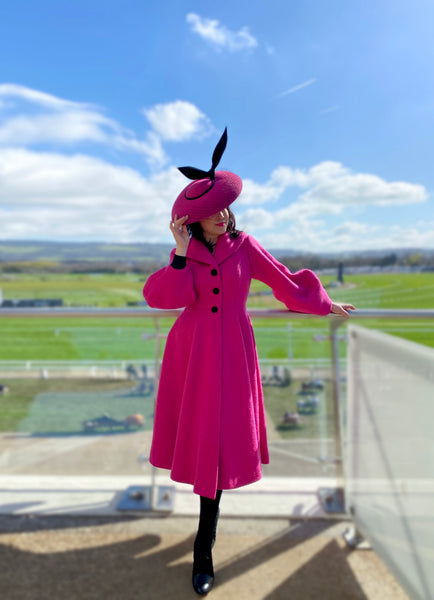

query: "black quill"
xmin=178 ymin=127 xmax=228 ymax=181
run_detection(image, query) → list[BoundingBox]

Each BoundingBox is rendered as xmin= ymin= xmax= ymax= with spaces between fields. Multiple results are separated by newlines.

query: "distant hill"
xmin=1 ymin=240 xmax=433 ymax=272
xmin=0 ymin=240 xmax=173 ymax=263
xmin=270 ymin=247 xmax=434 ymax=260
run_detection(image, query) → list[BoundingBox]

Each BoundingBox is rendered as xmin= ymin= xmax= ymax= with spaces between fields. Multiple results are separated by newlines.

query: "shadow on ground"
xmin=0 ymin=516 xmax=371 ymax=600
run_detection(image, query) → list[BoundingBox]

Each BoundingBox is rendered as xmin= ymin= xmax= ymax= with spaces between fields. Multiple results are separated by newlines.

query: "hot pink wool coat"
xmin=143 ymin=232 xmax=332 ymax=499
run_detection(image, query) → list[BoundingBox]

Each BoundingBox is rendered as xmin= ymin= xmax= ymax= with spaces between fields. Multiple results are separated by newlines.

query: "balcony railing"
xmin=2 ymin=306 xmax=434 ymax=598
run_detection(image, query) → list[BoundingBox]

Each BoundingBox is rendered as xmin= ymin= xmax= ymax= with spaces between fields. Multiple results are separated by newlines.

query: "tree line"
xmin=0 ymin=259 xmax=163 ymax=275
xmin=276 ymin=251 xmax=434 ymax=272
xmin=0 ymin=250 xmax=433 ymax=275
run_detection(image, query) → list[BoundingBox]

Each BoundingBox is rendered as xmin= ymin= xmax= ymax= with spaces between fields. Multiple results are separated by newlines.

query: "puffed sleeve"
xmin=143 ymin=250 xmax=197 ymax=309
xmin=246 ymin=235 xmax=332 ymax=315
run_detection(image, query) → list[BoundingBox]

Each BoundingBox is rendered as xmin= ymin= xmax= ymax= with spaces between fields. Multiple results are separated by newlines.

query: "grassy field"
xmin=0 ymin=272 xmax=144 ymax=307
xmin=0 ymin=375 xmax=332 ymax=439
xmin=0 ymin=378 xmax=147 ymax=432
xmin=2 ymin=270 xmax=434 ymax=308
xmin=263 ymin=380 xmax=337 ymax=440
xmin=0 ymin=270 xmax=433 ymax=435
xmin=0 ymin=271 xmax=433 ymax=362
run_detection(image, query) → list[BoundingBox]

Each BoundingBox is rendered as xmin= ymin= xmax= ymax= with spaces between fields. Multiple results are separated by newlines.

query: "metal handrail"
xmin=1 ymin=306 xmax=434 ymax=318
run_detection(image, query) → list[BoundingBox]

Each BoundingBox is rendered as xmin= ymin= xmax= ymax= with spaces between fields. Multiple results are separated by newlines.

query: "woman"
xmin=143 ymin=129 xmax=354 ymax=595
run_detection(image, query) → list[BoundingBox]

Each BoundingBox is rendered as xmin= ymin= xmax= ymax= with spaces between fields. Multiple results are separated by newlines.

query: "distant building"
xmin=338 ymin=262 xmax=344 ymax=283
xmin=0 ymin=298 xmax=63 ymax=308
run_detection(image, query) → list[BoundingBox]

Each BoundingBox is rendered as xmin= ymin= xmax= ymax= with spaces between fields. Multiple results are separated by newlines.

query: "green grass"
xmin=0 ymin=273 xmax=144 ymax=307
xmin=0 ymin=318 xmax=154 ymax=360
xmin=0 ymin=316 xmax=349 ymax=362
xmin=0 ymin=272 xmax=433 ymax=363
xmin=0 ymin=375 xmax=335 ymax=439
xmin=0 ymin=373 xmax=330 ymax=440
xmin=263 ymin=380 xmax=336 ymax=440
xmin=1 ymin=271 xmax=432 ymax=437
xmin=322 ymin=272 xmax=434 ymax=310
xmin=2 ymin=270 xmax=433 ymax=309
xmin=0 ymin=378 xmax=148 ymax=432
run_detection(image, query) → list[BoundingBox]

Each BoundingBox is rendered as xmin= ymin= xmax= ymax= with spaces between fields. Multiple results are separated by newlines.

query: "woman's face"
xmin=199 ymin=209 xmax=229 ymax=241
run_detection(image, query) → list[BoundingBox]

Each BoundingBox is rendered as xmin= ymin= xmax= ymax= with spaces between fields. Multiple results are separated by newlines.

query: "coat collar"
xmin=187 ymin=232 xmax=247 ymax=266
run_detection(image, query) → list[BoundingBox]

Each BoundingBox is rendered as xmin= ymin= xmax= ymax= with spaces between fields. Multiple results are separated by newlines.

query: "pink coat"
xmin=143 ymin=232 xmax=332 ymax=499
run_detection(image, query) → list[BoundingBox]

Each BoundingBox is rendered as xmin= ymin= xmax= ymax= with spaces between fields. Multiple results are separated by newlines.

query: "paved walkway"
xmin=0 ymin=429 xmax=409 ymax=598
xmin=0 ymin=514 xmax=408 ymax=600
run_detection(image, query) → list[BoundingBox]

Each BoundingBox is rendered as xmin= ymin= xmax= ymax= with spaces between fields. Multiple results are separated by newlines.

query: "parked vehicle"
xmin=297 ymin=396 xmax=319 ymax=414
xmin=301 ymin=379 xmax=324 ymax=391
xmin=262 ymin=365 xmax=291 ymax=387
xmin=280 ymin=411 xmax=302 ymax=426
xmin=82 ymin=413 xmax=144 ymax=432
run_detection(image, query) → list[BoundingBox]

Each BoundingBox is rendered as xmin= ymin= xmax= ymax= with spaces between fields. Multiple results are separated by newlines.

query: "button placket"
xmin=210 ymin=268 xmax=220 ymax=313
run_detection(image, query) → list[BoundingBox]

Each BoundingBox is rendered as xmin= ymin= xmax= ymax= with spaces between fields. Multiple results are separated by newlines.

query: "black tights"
xmin=193 ymin=490 xmax=222 ymax=576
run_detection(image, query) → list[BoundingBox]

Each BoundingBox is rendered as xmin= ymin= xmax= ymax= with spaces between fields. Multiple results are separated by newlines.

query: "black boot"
xmin=192 ymin=538 xmax=214 ymax=596
xmin=192 ymin=490 xmax=222 ymax=595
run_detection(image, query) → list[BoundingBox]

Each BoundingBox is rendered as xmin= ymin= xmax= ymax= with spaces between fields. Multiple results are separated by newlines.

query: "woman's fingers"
xmin=173 ymin=215 xmax=189 ymax=230
xmin=331 ymin=302 xmax=356 ymax=318
xmin=170 ymin=215 xmax=190 ymax=249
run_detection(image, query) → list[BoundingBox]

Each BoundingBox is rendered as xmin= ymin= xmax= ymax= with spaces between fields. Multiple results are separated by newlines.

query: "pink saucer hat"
xmin=172 ymin=128 xmax=242 ymax=224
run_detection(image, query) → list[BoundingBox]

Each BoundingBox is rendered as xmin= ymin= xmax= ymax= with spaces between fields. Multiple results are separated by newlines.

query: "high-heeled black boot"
xmin=192 ymin=490 xmax=222 ymax=595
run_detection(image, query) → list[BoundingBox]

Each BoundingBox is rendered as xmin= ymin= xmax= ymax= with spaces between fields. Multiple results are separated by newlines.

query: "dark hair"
xmin=187 ymin=208 xmax=241 ymax=253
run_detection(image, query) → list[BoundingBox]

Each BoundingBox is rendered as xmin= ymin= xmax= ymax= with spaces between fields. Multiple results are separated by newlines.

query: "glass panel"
xmin=0 ymin=317 xmax=161 ymax=490
xmin=253 ymin=319 xmax=343 ymax=480
xmin=0 ymin=366 xmax=156 ymax=477
xmin=346 ymin=324 xmax=434 ymax=600
xmin=0 ymin=316 xmax=342 ymax=485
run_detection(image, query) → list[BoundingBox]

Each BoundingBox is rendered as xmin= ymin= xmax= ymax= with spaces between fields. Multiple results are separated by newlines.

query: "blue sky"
xmin=0 ymin=0 xmax=433 ymax=252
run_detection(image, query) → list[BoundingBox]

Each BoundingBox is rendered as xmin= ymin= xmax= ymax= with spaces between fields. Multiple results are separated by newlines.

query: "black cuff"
xmin=171 ymin=254 xmax=187 ymax=269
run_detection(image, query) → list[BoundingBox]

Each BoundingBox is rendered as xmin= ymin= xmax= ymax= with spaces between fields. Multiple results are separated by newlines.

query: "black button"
xmin=211 ymin=269 xmax=218 ymax=276
xmin=211 ymin=306 xmax=218 ymax=313
xmin=213 ymin=288 xmax=220 ymax=294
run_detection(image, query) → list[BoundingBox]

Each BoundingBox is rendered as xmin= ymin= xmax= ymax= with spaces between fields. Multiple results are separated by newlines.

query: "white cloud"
xmin=0 ymin=84 xmax=430 ymax=252
xmin=186 ymin=13 xmax=258 ymax=52
xmin=0 ymin=112 xmax=111 ymax=146
xmin=324 ymin=220 xmax=434 ymax=252
xmin=1 ymin=148 xmax=148 ymax=205
xmin=0 ymin=85 xmax=166 ymax=166
xmin=143 ymin=101 xmax=213 ymax=141
xmin=270 ymin=165 xmax=312 ymax=188
xmin=0 ymin=147 xmax=186 ymax=242
xmin=239 ymin=161 xmax=427 ymax=214
xmin=256 ymin=218 xmax=434 ymax=252
xmin=1 ymin=145 xmax=431 ymax=250
xmin=276 ymin=79 xmax=317 ymax=99
xmin=237 ymin=208 xmax=276 ymax=231
xmin=0 ymin=83 xmax=86 ymax=111
xmin=0 ymin=84 xmax=220 ymax=242
xmin=238 ymin=167 xmax=310 ymax=207
xmin=328 ymin=221 xmax=381 ymax=242
xmin=236 ymin=162 xmax=429 ymax=251
xmin=300 ymin=167 xmax=427 ymax=207
xmin=0 ymin=85 xmax=214 ymax=168
xmin=239 ymin=179 xmax=282 ymax=206
xmin=319 ymin=105 xmax=340 ymax=115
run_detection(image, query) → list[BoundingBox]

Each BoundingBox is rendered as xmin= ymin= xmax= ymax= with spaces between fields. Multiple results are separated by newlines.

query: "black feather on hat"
xmin=172 ymin=128 xmax=242 ymax=223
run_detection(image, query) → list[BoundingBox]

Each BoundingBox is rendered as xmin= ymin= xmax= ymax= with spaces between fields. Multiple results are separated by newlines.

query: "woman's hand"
xmin=330 ymin=302 xmax=356 ymax=318
xmin=170 ymin=215 xmax=190 ymax=256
